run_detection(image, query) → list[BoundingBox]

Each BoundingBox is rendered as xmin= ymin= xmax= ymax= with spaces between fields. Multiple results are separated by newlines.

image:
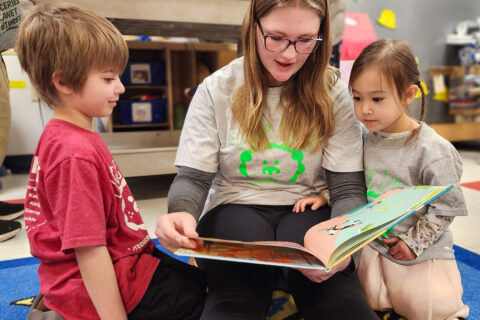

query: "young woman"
xmin=155 ymin=1 xmax=378 ymax=318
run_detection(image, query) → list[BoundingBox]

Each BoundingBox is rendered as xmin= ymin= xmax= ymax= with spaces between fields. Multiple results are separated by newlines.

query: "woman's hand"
xmin=293 ymin=195 xmax=328 ymax=213
xmin=295 ymin=256 xmax=351 ymax=283
xmin=383 ymin=237 xmax=417 ymax=261
xmin=155 ymin=212 xmax=200 ymax=252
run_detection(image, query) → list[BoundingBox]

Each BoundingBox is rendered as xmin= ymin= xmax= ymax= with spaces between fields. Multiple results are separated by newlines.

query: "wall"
xmin=4 ymin=52 xmax=53 ymax=156
xmin=34 ymin=0 xmax=249 ymax=25
xmin=345 ymin=0 xmax=480 ymax=123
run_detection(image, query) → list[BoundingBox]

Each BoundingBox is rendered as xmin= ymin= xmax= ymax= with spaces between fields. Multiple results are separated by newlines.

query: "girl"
xmin=350 ymin=39 xmax=469 ymax=320
xmin=155 ymin=0 xmax=379 ymax=319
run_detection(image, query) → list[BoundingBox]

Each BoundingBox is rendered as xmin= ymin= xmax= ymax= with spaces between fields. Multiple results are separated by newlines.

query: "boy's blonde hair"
xmin=16 ymin=3 xmax=128 ymax=107
xmin=232 ymin=0 xmax=337 ymax=153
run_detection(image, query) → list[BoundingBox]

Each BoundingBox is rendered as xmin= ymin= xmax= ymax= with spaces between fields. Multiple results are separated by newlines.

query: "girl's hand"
xmin=293 ymin=195 xmax=328 ymax=213
xmin=155 ymin=212 xmax=200 ymax=252
xmin=295 ymin=256 xmax=351 ymax=283
xmin=383 ymin=237 xmax=417 ymax=261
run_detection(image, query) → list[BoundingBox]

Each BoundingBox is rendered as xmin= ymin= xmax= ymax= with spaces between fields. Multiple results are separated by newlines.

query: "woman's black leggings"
xmin=196 ymin=203 xmax=378 ymax=320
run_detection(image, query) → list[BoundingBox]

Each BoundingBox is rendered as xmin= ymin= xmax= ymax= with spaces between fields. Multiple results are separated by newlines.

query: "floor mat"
xmin=1 ymin=244 xmax=479 ymax=319
xmin=462 ymin=181 xmax=480 ymax=191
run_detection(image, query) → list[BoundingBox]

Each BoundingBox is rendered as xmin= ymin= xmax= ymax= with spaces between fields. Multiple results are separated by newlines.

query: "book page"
xmin=175 ymin=237 xmax=328 ymax=270
xmin=175 ymin=186 xmax=452 ymax=270
xmin=304 ymin=185 xmax=452 ymax=268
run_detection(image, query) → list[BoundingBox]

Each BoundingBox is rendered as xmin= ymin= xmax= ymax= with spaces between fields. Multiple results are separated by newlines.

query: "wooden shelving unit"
xmin=109 ymin=39 xmax=237 ymax=132
xmin=112 ymin=123 xmax=170 ymax=130
xmin=430 ymin=122 xmax=480 ymax=142
xmin=429 ymin=65 xmax=480 ymax=142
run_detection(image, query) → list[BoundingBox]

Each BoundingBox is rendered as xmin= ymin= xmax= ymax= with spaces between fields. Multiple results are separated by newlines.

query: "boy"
xmin=17 ymin=3 xmax=206 ymax=320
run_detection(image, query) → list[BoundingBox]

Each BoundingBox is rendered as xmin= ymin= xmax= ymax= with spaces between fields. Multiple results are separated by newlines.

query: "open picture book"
xmin=175 ymin=185 xmax=453 ymax=271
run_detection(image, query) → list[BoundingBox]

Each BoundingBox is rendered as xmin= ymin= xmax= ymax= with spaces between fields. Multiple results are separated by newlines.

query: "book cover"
xmin=175 ymin=185 xmax=453 ymax=270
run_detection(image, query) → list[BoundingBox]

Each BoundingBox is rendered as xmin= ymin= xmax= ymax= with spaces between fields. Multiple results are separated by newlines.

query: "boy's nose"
xmin=116 ymin=80 xmax=125 ymax=94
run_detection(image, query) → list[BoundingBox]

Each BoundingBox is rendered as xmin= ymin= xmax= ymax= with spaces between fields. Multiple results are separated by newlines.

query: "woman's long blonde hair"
xmin=231 ymin=0 xmax=338 ymax=152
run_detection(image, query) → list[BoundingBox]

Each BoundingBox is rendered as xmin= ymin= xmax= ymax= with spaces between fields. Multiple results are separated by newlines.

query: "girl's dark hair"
xmin=349 ymin=39 xmax=425 ymax=141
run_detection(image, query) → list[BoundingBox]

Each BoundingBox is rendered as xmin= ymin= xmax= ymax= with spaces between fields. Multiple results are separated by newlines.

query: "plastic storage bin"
xmin=120 ymin=61 xmax=166 ymax=86
xmin=118 ymin=99 xmax=167 ymax=124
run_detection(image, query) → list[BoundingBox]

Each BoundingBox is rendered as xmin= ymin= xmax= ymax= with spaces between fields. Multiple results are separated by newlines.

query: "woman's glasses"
xmin=256 ymin=19 xmax=322 ymax=54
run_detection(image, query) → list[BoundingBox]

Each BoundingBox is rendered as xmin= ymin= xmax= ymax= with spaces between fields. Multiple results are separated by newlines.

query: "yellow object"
xmin=10 ymin=296 xmax=35 ymax=307
xmin=415 ymin=81 xmax=429 ymax=99
xmin=433 ymin=90 xmax=449 ymax=102
xmin=377 ymin=9 xmax=396 ymax=29
xmin=266 ymin=290 xmax=299 ymax=320
xmin=9 ymin=81 xmax=26 ymax=89
xmin=1 ymin=49 xmax=16 ymax=55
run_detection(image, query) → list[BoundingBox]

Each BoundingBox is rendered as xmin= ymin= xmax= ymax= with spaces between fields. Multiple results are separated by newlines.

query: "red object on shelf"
xmin=340 ymin=12 xmax=378 ymax=61
xmin=141 ymin=94 xmax=154 ymax=100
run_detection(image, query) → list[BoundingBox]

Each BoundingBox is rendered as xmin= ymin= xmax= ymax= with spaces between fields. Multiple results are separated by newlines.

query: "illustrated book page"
xmin=175 ymin=185 xmax=453 ymax=270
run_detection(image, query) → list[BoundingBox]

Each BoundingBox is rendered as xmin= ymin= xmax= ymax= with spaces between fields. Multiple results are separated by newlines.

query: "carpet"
xmin=1 ymin=243 xmax=479 ymax=319
xmin=462 ymin=181 xmax=480 ymax=192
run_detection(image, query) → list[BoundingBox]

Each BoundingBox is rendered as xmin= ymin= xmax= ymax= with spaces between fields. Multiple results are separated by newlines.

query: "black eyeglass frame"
xmin=256 ymin=18 xmax=323 ymax=54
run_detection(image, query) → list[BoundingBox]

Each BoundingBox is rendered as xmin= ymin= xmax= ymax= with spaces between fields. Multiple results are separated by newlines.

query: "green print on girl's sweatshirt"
xmin=365 ymin=165 xmax=405 ymax=199
xmin=231 ymin=123 xmax=308 ymax=184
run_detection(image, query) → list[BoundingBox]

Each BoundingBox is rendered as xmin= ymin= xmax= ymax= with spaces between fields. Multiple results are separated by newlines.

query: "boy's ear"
xmin=52 ymin=70 xmax=73 ymax=95
xmin=405 ymin=84 xmax=419 ymax=104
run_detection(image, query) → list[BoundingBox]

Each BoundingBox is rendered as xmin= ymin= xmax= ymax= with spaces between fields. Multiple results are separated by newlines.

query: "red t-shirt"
xmin=25 ymin=119 xmax=159 ymax=319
